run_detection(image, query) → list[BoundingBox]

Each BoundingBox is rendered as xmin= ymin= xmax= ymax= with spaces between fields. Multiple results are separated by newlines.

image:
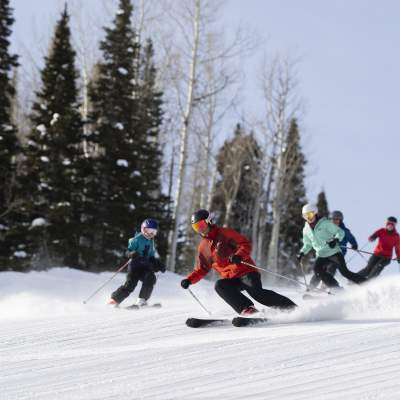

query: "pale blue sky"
xmin=9 ymin=0 xmax=400 ymax=266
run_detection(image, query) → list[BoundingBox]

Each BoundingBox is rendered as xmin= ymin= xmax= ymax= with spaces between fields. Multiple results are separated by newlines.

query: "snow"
xmin=62 ymin=158 xmax=71 ymax=166
xmin=31 ymin=217 xmax=47 ymax=227
xmin=118 ymin=67 xmax=128 ymax=75
xmin=13 ymin=250 xmax=27 ymax=258
xmin=116 ymin=159 xmax=128 ymax=167
xmin=36 ymin=124 xmax=46 ymax=135
xmin=1 ymin=265 xmax=400 ymax=399
xmin=40 ymin=156 xmax=49 ymax=163
xmin=114 ymin=122 xmax=124 ymax=130
xmin=50 ymin=113 xmax=60 ymax=126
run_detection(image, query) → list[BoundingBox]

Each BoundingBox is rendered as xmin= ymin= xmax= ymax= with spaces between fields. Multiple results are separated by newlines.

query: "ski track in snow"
xmin=1 ymin=268 xmax=400 ymax=399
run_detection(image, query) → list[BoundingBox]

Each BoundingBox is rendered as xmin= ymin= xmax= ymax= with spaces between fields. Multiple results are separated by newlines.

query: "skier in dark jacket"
xmin=357 ymin=217 xmax=400 ymax=280
xmin=109 ymin=219 xmax=165 ymax=306
xmin=180 ymin=209 xmax=296 ymax=315
xmin=309 ymin=210 xmax=358 ymax=288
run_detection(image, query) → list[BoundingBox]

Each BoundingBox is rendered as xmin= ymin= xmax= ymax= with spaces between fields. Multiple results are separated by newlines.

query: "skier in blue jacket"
xmin=109 ymin=219 xmax=165 ymax=306
xmin=309 ymin=210 xmax=359 ymax=288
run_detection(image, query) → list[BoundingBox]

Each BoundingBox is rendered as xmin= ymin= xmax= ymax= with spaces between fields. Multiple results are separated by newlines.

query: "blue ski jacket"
xmin=339 ymin=222 xmax=358 ymax=255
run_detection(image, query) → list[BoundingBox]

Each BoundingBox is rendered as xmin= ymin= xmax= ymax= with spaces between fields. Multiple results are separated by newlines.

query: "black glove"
xmin=181 ymin=279 xmax=191 ymax=289
xmin=327 ymin=238 xmax=339 ymax=248
xmin=351 ymin=244 xmax=358 ymax=250
xmin=296 ymin=252 xmax=304 ymax=262
xmin=149 ymin=257 xmax=166 ymax=273
xmin=229 ymin=254 xmax=242 ymax=264
xmin=397 ymin=258 xmax=400 ymax=264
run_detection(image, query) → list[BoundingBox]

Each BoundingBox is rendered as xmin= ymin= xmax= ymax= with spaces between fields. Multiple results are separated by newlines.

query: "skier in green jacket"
xmin=297 ymin=204 xmax=365 ymax=289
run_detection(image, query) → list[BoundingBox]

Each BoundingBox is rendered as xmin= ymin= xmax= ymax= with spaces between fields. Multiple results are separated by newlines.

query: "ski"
xmin=124 ymin=303 xmax=162 ymax=310
xmin=231 ymin=316 xmax=268 ymax=327
xmin=185 ymin=317 xmax=229 ymax=328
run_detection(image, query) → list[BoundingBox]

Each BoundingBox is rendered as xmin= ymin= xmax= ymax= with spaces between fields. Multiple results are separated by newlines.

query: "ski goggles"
xmin=143 ymin=228 xmax=157 ymax=238
xmin=386 ymin=221 xmax=396 ymax=228
xmin=302 ymin=211 xmax=316 ymax=221
xmin=191 ymin=219 xmax=209 ymax=234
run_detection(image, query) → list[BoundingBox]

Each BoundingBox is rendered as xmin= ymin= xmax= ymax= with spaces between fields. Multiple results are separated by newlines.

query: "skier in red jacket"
xmin=357 ymin=217 xmax=400 ymax=279
xmin=180 ymin=209 xmax=296 ymax=315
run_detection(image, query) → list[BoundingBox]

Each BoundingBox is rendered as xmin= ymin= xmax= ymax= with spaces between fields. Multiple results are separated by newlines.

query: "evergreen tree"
xmin=278 ymin=119 xmax=308 ymax=276
xmin=317 ymin=190 xmax=329 ymax=218
xmin=0 ymin=0 xmax=21 ymax=269
xmin=20 ymin=6 xmax=85 ymax=268
xmin=211 ymin=124 xmax=263 ymax=237
xmin=135 ymin=39 xmax=170 ymax=260
xmin=88 ymin=0 xmax=146 ymax=268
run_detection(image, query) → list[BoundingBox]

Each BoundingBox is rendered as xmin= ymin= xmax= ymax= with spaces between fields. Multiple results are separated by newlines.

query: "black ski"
xmin=124 ymin=303 xmax=162 ymax=310
xmin=231 ymin=316 xmax=268 ymax=327
xmin=185 ymin=317 xmax=228 ymax=328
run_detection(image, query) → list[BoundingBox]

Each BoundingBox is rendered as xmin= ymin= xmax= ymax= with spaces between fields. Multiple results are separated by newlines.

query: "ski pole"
xmin=343 ymin=246 xmax=398 ymax=261
xmin=345 ymin=241 xmax=368 ymax=264
xmin=299 ymin=259 xmax=309 ymax=290
xmin=187 ymin=288 xmax=212 ymax=316
xmin=83 ymin=259 xmax=130 ymax=304
xmin=240 ymin=261 xmax=333 ymax=295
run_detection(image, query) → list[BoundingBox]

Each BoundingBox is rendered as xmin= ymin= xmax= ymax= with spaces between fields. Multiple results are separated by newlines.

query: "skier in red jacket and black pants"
xmin=357 ymin=217 xmax=400 ymax=280
xmin=180 ymin=209 xmax=296 ymax=315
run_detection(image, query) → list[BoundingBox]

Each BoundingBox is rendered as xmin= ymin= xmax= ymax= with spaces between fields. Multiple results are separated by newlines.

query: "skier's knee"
xmin=214 ymin=279 xmax=229 ymax=293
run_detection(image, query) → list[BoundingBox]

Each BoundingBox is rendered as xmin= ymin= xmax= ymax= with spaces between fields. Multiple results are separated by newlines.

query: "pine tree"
xmin=278 ymin=119 xmax=308 ymax=276
xmin=88 ymin=0 xmax=145 ymax=268
xmin=0 ymin=0 xmax=21 ymax=269
xmin=317 ymin=190 xmax=329 ymax=218
xmin=211 ymin=124 xmax=263 ymax=237
xmin=135 ymin=39 xmax=170 ymax=260
xmin=20 ymin=5 xmax=85 ymax=268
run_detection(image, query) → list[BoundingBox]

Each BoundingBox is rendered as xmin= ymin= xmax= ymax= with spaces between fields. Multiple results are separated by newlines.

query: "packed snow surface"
xmin=1 ymin=264 xmax=400 ymax=399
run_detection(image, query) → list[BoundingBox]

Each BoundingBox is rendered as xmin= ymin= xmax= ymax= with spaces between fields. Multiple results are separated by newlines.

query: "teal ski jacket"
xmin=301 ymin=217 xmax=345 ymax=258
xmin=128 ymin=233 xmax=156 ymax=258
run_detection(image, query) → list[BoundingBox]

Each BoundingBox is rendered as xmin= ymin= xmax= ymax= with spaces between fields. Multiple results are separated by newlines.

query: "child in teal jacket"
xmin=110 ymin=219 xmax=165 ymax=306
xmin=298 ymin=204 xmax=365 ymax=289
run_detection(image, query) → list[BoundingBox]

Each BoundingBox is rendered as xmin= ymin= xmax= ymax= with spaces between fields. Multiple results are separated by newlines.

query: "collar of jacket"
xmin=205 ymin=225 xmax=219 ymax=240
xmin=308 ymin=215 xmax=322 ymax=230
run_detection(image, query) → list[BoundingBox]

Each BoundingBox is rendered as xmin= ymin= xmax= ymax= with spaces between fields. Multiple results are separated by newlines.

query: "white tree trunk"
xmin=168 ymin=0 xmax=201 ymax=272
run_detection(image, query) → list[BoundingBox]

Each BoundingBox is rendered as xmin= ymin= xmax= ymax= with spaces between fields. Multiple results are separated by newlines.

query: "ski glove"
xmin=149 ymin=257 xmax=166 ymax=273
xmin=296 ymin=252 xmax=304 ymax=262
xmin=351 ymin=244 xmax=358 ymax=250
xmin=327 ymin=238 xmax=339 ymax=248
xmin=229 ymin=254 xmax=242 ymax=264
xmin=397 ymin=258 xmax=400 ymax=264
xmin=181 ymin=279 xmax=191 ymax=289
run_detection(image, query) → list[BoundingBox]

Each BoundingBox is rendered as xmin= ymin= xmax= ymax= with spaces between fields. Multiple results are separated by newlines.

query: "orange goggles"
xmin=303 ymin=211 xmax=316 ymax=221
xmin=191 ymin=220 xmax=209 ymax=234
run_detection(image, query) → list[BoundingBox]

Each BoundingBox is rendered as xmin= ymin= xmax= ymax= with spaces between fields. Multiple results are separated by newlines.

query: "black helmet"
xmin=331 ymin=210 xmax=344 ymax=221
xmin=191 ymin=209 xmax=210 ymax=225
xmin=387 ymin=216 xmax=397 ymax=224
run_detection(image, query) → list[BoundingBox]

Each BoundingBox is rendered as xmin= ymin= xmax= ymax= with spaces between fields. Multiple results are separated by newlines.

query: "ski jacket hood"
xmin=301 ymin=217 xmax=345 ymax=258
xmin=187 ymin=226 xmax=257 ymax=284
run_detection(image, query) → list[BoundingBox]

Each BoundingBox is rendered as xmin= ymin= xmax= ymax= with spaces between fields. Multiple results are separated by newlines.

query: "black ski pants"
xmin=357 ymin=254 xmax=391 ymax=280
xmin=313 ymin=252 xmax=365 ymax=287
xmin=309 ymin=261 xmax=338 ymax=289
xmin=111 ymin=266 xmax=156 ymax=304
xmin=214 ymin=271 xmax=297 ymax=314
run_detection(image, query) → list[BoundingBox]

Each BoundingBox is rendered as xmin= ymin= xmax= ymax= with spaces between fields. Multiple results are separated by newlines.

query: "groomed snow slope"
xmin=1 ymin=266 xmax=400 ymax=400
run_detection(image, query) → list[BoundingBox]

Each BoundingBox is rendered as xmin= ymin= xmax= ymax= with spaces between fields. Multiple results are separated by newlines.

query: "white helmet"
xmin=302 ymin=204 xmax=318 ymax=215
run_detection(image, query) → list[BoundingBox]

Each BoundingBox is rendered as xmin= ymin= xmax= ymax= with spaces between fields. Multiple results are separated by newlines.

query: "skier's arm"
xmin=331 ymin=223 xmax=345 ymax=242
xmin=346 ymin=229 xmax=358 ymax=249
xmin=395 ymin=237 xmax=400 ymax=260
xmin=369 ymin=229 xmax=380 ymax=241
xmin=300 ymin=231 xmax=313 ymax=255
xmin=187 ymin=254 xmax=211 ymax=284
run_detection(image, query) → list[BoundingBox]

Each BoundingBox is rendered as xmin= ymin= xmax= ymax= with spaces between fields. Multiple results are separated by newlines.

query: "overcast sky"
xmin=9 ymin=0 xmax=400 ymax=261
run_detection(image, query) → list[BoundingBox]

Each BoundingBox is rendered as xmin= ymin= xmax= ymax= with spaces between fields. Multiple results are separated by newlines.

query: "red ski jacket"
xmin=187 ymin=225 xmax=257 ymax=284
xmin=369 ymin=228 xmax=400 ymax=259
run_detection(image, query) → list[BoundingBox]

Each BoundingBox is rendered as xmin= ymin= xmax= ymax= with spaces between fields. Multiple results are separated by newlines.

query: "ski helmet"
xmin=387 ymin=216 xmax=397 ymax=224
xmin=302 ymin=204 xmax=318 ymax=222
xmin=141 ymin=218 xmax=158 ymax=239
xmin=191 ymin=209 xmax=212 ymax=235
xmin=331 ymin=210 xmax=344 ymax=221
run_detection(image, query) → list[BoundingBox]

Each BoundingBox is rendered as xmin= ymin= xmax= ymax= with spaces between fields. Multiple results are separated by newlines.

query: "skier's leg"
xmin=214 ymin=278 xmax=253 ymax=314
xmin=309 ymin=273 xmax=322 ymax=289
xmin=364 ymin=257 xmax=391 ymax=279
xmin=326 ymin=261 xmax=338 ymax=276
xmin=314 ymin=257 xmax=340 ymax=287
xmin=111 ymin=268 xmax=140 ymax=304
xmin=329 ymin=252 xmax=365 ymax=284
xmin=357 ymin=255 xmax=381 ymax=278
xmin=242 ymin=272 xmax=297 ymax=310
xmin=138 ymin=270 xmax=157 ymax=300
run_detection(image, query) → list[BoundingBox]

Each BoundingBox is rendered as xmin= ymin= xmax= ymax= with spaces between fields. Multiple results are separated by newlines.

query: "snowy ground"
xmin=1 ymin=263 xmax=400 ymax=400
